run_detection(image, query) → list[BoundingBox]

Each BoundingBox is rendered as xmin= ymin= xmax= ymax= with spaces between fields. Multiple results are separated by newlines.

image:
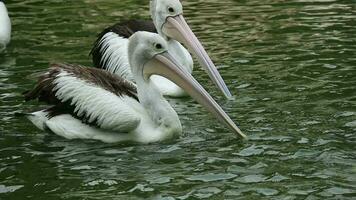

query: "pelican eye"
xmin=168 ymin=7 xmax=174 ymax=13
xmin=155 ymin=43 xmax=163 ymax=50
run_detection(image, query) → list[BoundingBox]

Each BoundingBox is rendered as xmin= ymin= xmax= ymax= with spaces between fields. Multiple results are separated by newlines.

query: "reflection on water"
xmin=1 ymin=0 xmax=355 ymax=199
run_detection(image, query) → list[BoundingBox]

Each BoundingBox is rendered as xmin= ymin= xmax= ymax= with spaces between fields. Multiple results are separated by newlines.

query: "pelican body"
xmin=0 ymin=0 xmax=11 ymax=52
xmin=25 ymin=32 xmax=246 ymax=143
xmin=91 ymin=0 xmax=231 ymax=98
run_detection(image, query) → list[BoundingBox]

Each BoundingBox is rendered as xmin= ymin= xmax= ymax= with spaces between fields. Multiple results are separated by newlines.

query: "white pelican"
xmin=0 ymin=0 xmax=11 ymax=52
xmin=24 ymin=32 xmax=246 ymax=143
xmin=91 ymin=0 xmax=232 ymax=98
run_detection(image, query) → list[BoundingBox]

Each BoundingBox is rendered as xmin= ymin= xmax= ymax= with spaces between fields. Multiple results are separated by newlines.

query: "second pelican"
xmin=91 ymin=0 xmax=232 ymax=98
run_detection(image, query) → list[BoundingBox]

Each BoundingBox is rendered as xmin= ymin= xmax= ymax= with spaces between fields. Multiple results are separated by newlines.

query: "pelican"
xmin=0 ymin=0 xmax=11 ymax=52
xmin=91 ymin=0 xmax=232 ymax=98
xmin=24 ymin=32 xmax=246 ymax=143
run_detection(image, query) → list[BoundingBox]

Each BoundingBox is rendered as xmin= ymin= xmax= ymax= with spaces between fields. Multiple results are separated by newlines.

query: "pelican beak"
xmin=143 ymin=52 xmax=247 ymax=139
xmin=162 ymin=14 xmax=233 ymax=99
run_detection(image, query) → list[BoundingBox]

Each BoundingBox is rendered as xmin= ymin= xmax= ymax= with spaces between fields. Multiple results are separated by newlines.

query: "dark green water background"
xmin=1 ymin=0 xmax=355 ymax=199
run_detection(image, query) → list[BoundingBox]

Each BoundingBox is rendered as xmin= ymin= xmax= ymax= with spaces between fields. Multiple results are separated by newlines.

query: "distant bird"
xmin=25 ymin=32 xmax=246 ymax=143
xmin=91 ymin=0 xmax=232 ymax=98
xmin=0 ymin=0 xmax=11 ymax=52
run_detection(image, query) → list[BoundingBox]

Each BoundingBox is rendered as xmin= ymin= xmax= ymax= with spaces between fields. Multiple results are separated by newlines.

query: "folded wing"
xmin=24 ymin=63 xmax=141 ymax=133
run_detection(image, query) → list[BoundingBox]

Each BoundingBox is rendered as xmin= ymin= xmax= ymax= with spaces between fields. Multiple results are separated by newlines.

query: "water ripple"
xmin=1 ymin=0 xmax=355 ymax=199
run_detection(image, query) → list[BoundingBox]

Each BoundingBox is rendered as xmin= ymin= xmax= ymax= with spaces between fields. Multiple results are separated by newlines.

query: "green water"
xmin=1 ymin=0 xmax=355 ymax=199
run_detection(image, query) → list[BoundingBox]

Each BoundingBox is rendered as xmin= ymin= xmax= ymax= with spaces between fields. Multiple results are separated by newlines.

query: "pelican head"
xmin=150 ymin=0 xmax=183 ymax=38
xmin=150 ymin=0 xmax=232 ymax=99
xmin=128 ymin=32 xmax=169 ymax=79
xmin=128 ymin=32 xmax=247 ymax=139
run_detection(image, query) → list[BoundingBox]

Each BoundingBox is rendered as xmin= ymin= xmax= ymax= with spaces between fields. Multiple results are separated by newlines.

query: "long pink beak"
xmin=144 ymin=52 xmax=247 ymax=139
xmin=162 ymin=15 xmax=233 ymax=99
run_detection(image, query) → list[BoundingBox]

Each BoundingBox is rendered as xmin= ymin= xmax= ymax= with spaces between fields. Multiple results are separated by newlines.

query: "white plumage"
xmin=0 ymin=1 xmax=11 ymax=52
xmin=98 ymin=33 xmax=133 ymax=81
xmin=53 ymin=70 xmax=140 ymax=132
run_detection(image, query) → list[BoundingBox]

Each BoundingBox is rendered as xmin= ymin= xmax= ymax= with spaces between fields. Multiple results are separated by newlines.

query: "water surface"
xmin=1 ymin=0 xmax=355 ymax=199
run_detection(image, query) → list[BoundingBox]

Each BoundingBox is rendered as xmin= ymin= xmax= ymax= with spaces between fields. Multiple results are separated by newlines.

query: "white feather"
xmin=0 ymin=2 xmax=11 ymax=52
xmin=26 ymin=99 xmax=180 ymax=143
xmin=45 ymin=114 xmax=133 ymax=143
xmin=26 ymin=84 xmax=180 ymax=143
xmin=44 ymin=111 xmax=178 ymax=143
xmin=99 ymin=32 xmax=134 ymax=81
xmin=53 ymin=70 xmax=140 ymax=132
xmin=33 ymin=98 xmax=178 ymax=143
xmin=39 ymin=76 xmax=181 ymax=143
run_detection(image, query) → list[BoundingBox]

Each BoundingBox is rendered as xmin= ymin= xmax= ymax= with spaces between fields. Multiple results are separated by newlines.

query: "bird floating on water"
xmin=91 ymin=0 xmax=232 ymax=98
xmin=24 ymin=32 xmax=246 ymax=143
xmin=0 ymin=0 xmax=11 ymax=52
